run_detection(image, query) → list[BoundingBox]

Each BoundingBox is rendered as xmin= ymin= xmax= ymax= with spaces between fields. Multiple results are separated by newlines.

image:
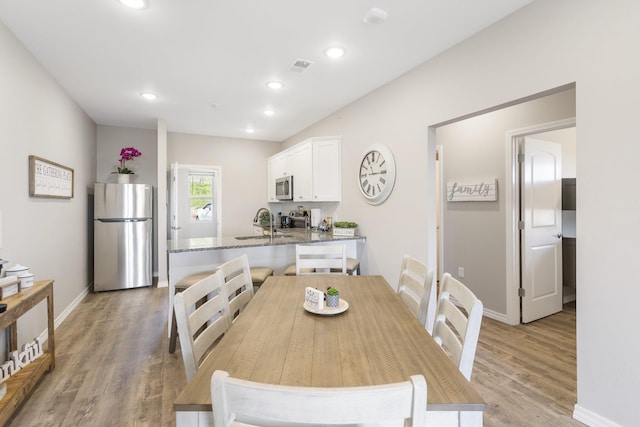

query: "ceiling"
xmin=0 ymin=0 xmax=533 ymax=142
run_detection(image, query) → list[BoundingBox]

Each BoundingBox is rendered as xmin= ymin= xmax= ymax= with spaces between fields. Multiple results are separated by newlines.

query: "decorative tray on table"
xmin=303 ymin=299 xmax=349 ymax=316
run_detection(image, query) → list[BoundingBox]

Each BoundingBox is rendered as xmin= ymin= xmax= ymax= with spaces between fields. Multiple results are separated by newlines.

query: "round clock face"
xmin=358 ymin=144 xmax=396 ymax=205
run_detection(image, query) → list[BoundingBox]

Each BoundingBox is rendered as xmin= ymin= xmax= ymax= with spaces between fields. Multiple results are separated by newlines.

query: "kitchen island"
xmin=166 ymin=229 xmax=365 ymax=337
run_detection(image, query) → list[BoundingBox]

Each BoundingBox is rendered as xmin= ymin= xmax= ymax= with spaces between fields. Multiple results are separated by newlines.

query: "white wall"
xmin=166 ymin=132 xmax=281 ymax=236
xmin=0 ymin=22 xmax=96 ymax=346
xmin=284 ymin=1 xmax=639 ymax=425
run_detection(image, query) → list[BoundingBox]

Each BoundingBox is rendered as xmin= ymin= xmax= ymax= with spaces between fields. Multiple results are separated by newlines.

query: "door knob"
xmin=555 ymin=233 xmax=562 ymax=238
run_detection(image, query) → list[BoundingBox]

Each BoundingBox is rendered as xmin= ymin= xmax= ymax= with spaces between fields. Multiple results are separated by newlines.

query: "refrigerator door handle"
xmin=96 ymin=218 xmax=150 ymax=223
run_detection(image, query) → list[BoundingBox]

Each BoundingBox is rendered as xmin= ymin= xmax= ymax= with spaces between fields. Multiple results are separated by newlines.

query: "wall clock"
xmin=358 ymin=144 xmax=396 ymax=205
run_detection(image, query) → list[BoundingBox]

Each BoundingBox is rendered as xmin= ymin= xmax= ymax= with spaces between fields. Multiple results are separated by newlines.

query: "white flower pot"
xmin=326 ymin=294 xmax=340 ymax=307
xmin=117 ymin=174 xmax=131 ymax=184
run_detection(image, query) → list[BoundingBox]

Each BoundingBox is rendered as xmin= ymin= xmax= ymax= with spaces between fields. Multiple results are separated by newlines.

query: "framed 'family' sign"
xmin=447 ymin=178 xmax=498 ymax=202
xmin=29 ymin=155 xmax=74 ymax=199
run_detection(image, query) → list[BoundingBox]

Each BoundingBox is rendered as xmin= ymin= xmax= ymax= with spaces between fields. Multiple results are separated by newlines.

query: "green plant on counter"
xmin=333 ymin=221 xmax=358 ymax=228
xmin=326 ymin=287 xmax=339 ymax=296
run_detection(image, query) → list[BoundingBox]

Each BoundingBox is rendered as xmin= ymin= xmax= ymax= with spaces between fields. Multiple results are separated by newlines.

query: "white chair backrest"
xmin=174 ymin=270 xmax=231 ymax=381
xmin=397 ymin=255 xmax=436 ymax=333
xmin=432 ymin=272 xmax=483 ymax=381
xmin=211 ymin=370 xmax=426 ymax=427
xmin=218 ymin=255 xmax=254 ymax=322
xmin=296 ymin=244 xmax=347 ymax=275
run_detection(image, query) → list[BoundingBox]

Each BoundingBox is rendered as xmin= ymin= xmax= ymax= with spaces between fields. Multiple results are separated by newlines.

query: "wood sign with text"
xmin=29 ymin=155 xmax=74 ymax=198
xmin=447 ymin=178 xmax=498 ymax=202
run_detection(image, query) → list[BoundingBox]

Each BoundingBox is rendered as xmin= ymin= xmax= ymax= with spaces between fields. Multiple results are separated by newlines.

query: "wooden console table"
xmin=0 ymin=280 xmax=54 ymax=426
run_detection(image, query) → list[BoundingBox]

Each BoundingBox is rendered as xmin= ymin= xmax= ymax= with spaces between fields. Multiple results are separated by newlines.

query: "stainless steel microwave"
xmin=275 ymin=176 xmax=293 ymax=200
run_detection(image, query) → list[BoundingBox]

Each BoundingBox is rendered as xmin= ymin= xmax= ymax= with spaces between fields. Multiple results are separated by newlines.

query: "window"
xmin=189 ymin=173 xmax=213 ymax=221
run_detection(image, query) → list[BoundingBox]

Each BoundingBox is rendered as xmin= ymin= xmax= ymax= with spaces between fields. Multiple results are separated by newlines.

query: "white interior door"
xmin=170 ymin=163 xmax=221 ymax=240
xmin=521 ymin=137 xmax=563 ymax=323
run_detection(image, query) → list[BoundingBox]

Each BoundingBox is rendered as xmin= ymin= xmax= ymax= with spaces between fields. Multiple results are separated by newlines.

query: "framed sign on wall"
xmin=29 ymin=155 xmax=74 ymax=199
xmin=446 ymin=178 xmax=497 ymax=202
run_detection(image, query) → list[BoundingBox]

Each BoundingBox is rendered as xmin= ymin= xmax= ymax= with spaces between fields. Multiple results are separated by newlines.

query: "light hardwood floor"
xmin=7 ymin=286 xmax=582 ymax=426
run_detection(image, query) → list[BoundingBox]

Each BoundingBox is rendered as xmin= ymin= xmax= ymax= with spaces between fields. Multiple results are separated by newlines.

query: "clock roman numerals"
xmin=359 ymin=145 xmax=395 ymax=205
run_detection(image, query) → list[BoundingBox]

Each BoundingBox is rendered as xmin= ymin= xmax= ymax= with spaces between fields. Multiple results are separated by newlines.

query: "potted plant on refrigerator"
xmin=113 ymin=147 xmax=142 ymax=183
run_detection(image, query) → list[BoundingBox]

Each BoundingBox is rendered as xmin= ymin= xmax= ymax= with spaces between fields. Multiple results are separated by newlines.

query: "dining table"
xmin=174 ymin=275 xmax=486 ymax=426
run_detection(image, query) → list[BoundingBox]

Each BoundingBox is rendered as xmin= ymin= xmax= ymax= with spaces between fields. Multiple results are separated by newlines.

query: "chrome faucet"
xmin=253 ymin=207 xmax=274 ymax=241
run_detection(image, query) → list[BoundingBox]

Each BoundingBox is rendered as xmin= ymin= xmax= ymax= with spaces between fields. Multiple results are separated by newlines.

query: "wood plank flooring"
xmin=474 ymin=302 xmax=583 ymax=426
xmin=6 ymin=287 xmax=581 ymax=426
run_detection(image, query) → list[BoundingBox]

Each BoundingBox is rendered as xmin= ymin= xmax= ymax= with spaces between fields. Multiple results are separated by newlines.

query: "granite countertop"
xmin=168 ymin=228 xmax=365 ymax=253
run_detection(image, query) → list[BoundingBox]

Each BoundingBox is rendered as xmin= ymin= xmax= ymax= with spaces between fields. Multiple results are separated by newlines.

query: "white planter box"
xmin=333 ymin=227 xmax=357 ymax=237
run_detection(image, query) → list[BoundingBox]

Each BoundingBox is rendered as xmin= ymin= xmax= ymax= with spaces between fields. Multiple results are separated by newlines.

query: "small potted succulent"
xmin=326 ymin=287 xmax=340 ymax=308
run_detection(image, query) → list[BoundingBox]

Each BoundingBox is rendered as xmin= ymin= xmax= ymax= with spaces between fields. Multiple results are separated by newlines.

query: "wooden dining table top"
xmin=174 ymin=275 xmax=486 ymax=413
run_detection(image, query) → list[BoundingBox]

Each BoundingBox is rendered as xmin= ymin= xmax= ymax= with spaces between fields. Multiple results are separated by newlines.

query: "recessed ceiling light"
xmin=119 ymin=0 xmax=148 ymax=9
xmin=266 ymin=81 xmax=284 ymax=90
xmin=325 ymin=47 xmax=346 ymax=59
xmin=245 ymin=128 xmax=255 ymax=134
xmin=363 ymin=7 xmax=388 ymax=24
xmin=264 ymin=109 xmax=275 ymax=116
xmin=140 ymin=92 xmax=157 ymax=101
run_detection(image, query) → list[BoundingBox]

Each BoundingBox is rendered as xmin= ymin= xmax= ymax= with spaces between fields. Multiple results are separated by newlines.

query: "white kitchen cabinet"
xmin=267 ymin=136 xmax=341 ymax=202
xmin=311 ymin=137 xmax=341 ymax=201
xmin=290 ymin=144 xmax=312 ymax=201
xmin=267 ymin=151 xmax=292 ymax=202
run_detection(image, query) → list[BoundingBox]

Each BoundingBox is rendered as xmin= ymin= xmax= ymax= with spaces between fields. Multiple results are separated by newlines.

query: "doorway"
xmin=432 ymin=85 xmax=576 ymax=325
xmin=170 ymin=163 xmax=222 ymax=240
xmin=506 ymin=119 xmax=576 ymax=323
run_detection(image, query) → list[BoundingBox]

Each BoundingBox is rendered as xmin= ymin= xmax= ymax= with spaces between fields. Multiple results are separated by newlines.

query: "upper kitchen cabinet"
xmin=267 ymin=137 xmax=341 ymax=203
xmin=290 ymin=143 xmax=313 ymax=201
xmin=311 ymin=138 xmax=341 ymax=201
xmin=267 ymin=151 xmax=292 ymax=202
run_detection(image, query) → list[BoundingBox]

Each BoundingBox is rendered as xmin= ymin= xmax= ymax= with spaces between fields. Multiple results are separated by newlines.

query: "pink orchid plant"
xmin=115 ymin=147 xmax=142 ymax=174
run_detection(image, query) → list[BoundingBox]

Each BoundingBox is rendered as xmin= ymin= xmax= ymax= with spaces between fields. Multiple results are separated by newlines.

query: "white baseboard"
xmin=482 ymin=308 xmax=508 ymax=323
xmin=157 ymin=279 xmax=168 ymax=288
xmin=38 ymin=282 xmax=92 ymax=344
xmin=573 ymin=404 xmax=622 ymax=427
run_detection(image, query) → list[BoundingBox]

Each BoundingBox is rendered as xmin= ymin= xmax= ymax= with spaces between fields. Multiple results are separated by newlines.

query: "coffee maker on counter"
xmin=278 ymin=208 xmax=310 ymax=229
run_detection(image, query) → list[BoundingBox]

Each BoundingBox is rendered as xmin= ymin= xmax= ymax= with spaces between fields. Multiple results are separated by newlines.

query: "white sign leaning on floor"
xmin=0 ymin=337 xmax=44 ymax=382
xmin=447 ymin=178 xmax=498 ymax=202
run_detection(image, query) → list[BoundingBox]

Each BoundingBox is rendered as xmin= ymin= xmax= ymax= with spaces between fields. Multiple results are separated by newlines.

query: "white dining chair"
xmin=432 ymin=272 xmax=483 ymax=381
xmin=217 ymin=254 xmax=254 ymax=322
xmin=397 ymin=255 xmax=436 ymax=333
xmin=211 ymin=370 xmax=427 ymax=427
xmin=295 ymin=244 xmax=347 ymax=275
xmin=174 ymin=270 xmax=231 ymax=381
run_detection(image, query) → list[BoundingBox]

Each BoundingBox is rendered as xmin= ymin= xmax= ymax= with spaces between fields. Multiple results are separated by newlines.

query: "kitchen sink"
xmin=235 ymin=233 xmax=291 ymax=240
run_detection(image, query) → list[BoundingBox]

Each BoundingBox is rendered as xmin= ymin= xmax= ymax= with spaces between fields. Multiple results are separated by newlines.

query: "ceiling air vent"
xmin=289 ymin=58 xmax=314 ymax=73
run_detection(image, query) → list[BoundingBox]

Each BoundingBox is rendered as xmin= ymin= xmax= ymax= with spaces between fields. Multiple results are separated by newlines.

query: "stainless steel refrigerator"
xmin=94 ymin=183 xmax=153 ymax=292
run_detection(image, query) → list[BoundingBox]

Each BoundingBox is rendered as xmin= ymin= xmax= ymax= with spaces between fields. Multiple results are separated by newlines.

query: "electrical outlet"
xmin=458 ymin=267 xmax=464 ymax=278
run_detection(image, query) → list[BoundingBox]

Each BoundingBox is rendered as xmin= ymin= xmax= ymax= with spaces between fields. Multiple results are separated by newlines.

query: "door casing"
xmin=170 ymin=163 xmax=222 ymax=240
xmin=504 ymin=118 xmax=575 ymax=325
